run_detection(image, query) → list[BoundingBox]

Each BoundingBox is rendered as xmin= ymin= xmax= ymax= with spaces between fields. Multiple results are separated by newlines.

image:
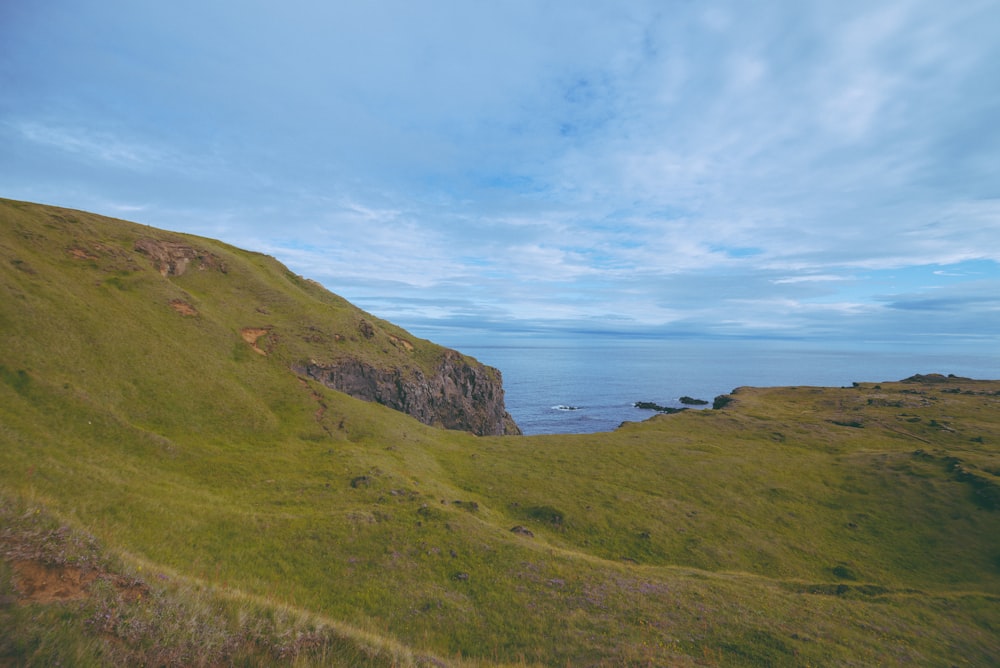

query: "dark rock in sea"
xmin=294 ymin=349 xmax=521 ymax=436
xmin=634 ymin=401 xmax=687 ymax=414
xmin=679 ymin=396 xmax=709 ymax=406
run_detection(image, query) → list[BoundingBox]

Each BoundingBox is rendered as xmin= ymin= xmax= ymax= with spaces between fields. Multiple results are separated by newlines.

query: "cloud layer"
xmin=2 ymin=0 xmax=998 ymax=343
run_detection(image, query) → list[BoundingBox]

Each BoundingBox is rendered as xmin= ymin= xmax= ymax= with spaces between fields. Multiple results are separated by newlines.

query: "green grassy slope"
xmin=2 ymin=199 xmax=998 ymax=666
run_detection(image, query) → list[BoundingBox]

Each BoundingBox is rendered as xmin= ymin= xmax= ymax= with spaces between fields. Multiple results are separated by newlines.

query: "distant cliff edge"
xmin=294 ymin=352 xmax=521 ymax=436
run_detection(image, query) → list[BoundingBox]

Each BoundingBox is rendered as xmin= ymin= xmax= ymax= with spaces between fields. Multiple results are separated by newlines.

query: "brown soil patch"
xmin=12 ymin=560 xmax=97 ymax=603
xmin=109 ymin=576 xmax=148 ymax=603
xmin=10 ymin=559 xmax=149 ymax=606
xmin=240 ymin=327 xmax=271 ymax=355
xmin=67 ymin=247 xmax=98 ymax=260
xmin=170 ymin=299 xmax=198 ymax=316
xmin=388 ymin=335 xmax=414 ymax=352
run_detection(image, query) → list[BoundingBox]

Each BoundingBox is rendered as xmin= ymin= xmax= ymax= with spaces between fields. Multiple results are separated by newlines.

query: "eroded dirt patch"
xmin=169 ymin=299 xmax=198 ymax=316
xmin=67 ymin=246 xmax=98 ymax=261
xmin=134 ymin=238 xmax=227 ymax=277
xmin=12 ymin=560 xmax=97 ymax=603
xmin=10 ymin=559 xmax=148 ymax=606
xmin=240 ymin=327 xmax=272 ymax=355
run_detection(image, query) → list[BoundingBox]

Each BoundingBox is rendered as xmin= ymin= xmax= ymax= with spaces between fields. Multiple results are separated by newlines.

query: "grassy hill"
xmin=1 ymin=199 xmax=998 ymax=666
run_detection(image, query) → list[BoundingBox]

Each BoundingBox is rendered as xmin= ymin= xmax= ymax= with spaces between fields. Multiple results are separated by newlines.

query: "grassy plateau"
xmin=1 ymin=198 xmax=998 ymax=666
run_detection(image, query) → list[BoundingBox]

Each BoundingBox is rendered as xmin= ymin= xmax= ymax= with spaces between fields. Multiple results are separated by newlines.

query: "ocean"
xmin=414 ymin=332 xmax=1000 ymax=435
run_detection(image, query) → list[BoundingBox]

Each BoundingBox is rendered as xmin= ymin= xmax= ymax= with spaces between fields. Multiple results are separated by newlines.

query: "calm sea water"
xmin=416 ymin=332 xmax=1000 ymax=435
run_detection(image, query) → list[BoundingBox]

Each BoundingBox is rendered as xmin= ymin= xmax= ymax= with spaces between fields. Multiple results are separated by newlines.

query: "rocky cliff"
xmin=135 ymin=225 xmax=521 ymax=436
xmin=294 ymin=351 xmax=521 ymax=436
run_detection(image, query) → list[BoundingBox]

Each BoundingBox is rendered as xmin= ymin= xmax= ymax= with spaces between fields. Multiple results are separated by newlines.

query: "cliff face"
xmin=294 ymin=351 xmax=521 ymax=436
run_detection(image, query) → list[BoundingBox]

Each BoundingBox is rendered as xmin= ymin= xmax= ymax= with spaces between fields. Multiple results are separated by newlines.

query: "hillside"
xmin=0 ymin=198 xmax=518 ymax=437
xmin=2 ymin=199 xmax=999 ymax=666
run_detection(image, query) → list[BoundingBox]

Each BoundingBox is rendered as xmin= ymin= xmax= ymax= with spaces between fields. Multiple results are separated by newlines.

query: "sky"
xmin=2 ymin=1 xmax=999 ymax=347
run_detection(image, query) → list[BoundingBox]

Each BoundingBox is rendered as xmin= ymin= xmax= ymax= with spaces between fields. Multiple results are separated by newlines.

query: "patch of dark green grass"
xmin=517 ymin=504 xmax=565 ymax=526
xmin=0 ymin=366 xmax=30 ymax=394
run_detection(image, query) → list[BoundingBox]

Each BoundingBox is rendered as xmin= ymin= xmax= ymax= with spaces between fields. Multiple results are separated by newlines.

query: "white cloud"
xmin=772 ymin=275 xmax=851 ymax=285
xmin=13 ymin=122 xmax=169 ymax=169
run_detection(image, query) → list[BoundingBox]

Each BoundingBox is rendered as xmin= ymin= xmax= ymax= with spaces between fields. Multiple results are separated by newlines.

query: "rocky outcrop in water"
xmin=293 ymin=350 xmax=521 ymax=436
xmin=634 ymin=401 xmax=687 ymax=414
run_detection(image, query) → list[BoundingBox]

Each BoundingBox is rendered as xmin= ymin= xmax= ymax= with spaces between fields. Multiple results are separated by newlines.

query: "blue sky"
xmin=2 ymin=1 xmax=999 ymax=345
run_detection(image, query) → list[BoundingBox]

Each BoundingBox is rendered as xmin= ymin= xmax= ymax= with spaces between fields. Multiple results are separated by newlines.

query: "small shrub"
xmin=522 ymin=505 xmax=564 ymax=526
xmin=350 ymin=475 xmax=372 ymax=488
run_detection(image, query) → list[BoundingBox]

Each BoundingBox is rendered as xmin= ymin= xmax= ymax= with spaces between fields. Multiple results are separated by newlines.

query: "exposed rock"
xmin=712 ymin=394 xmax=734 ymax=410
xmin=134 ymin=238 xmax=227 ymax=276
xmin=679 ymin=396 xmax=709 ymax=406
xmin=388 ymin=334 xmax=414 ymax=352
xmin=357 ymin=319 xmax=375 ymax=339
xmin=634 ymin=401 xmax=687 ymax=414
xmin=293 ymin=350 xmax=521 ymax=436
